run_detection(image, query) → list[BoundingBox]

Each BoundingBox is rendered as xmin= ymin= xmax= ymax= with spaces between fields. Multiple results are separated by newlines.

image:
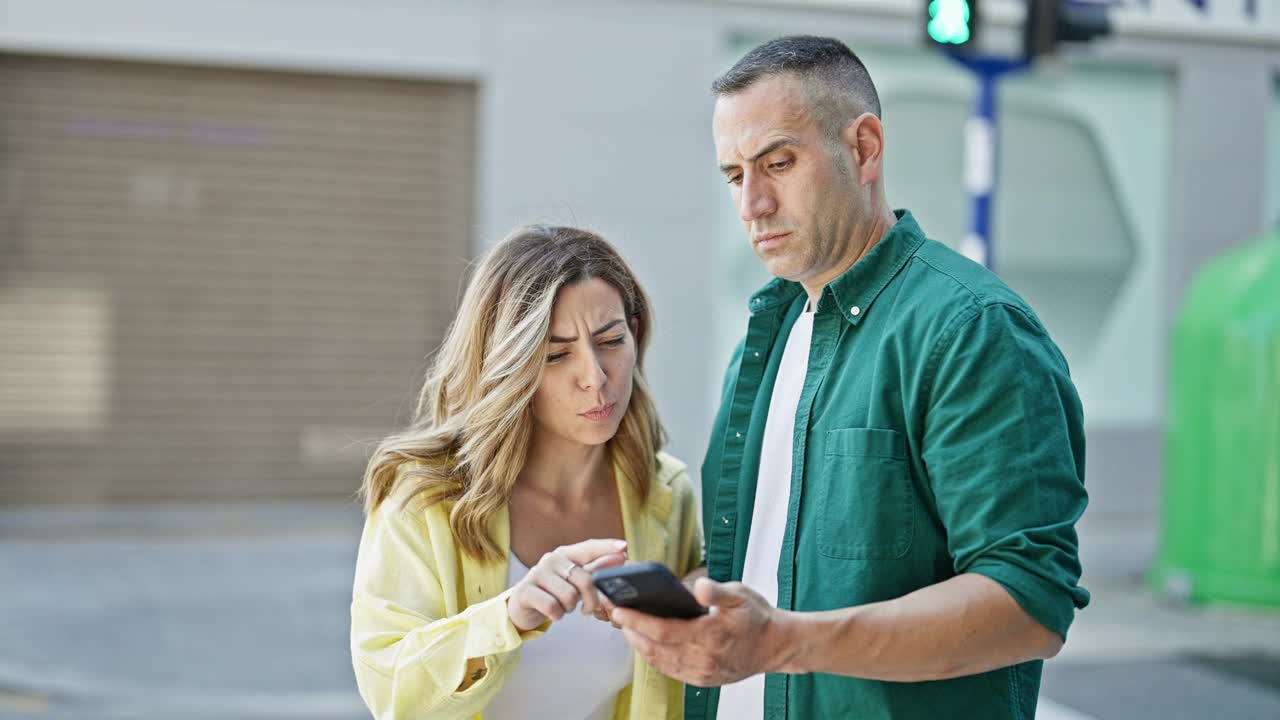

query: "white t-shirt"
xmin=483 ymin=553 xmax=635 ymax=720
xmin=716 ymin=306 xmax=815 ymax=720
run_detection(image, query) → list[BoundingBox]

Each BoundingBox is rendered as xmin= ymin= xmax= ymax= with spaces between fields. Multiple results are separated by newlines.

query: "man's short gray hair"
xmin=712 ymin=35 xmax=882 ymax=139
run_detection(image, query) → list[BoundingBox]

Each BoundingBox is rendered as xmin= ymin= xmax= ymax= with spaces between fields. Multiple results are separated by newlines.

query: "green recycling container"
xmin=1150 ymin=231 xmax=1280 ymax=608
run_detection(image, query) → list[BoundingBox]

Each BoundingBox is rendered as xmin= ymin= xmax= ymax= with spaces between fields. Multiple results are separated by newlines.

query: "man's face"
xmin=713 ymin=75 xmax=863 ymax=284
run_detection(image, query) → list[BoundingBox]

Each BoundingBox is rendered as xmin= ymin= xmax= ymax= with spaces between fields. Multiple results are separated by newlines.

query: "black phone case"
xmin=592 ymin=562 xmax=708 ymax=619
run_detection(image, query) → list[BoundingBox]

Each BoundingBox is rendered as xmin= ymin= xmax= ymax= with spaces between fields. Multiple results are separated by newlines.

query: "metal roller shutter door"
xmin=0 ymin=54 xmax=475 ymax=503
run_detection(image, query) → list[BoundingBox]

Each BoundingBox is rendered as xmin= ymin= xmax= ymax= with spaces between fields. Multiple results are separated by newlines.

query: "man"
xmin=611 ymin=36 xmax=1089 ymax=719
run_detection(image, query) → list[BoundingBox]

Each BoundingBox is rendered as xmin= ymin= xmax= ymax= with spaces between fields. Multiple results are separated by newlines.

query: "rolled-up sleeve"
xmin=920 ymin=302 xmax=1090 ymax=639
xmin=350 ymin=500 xmax=545 ymax=720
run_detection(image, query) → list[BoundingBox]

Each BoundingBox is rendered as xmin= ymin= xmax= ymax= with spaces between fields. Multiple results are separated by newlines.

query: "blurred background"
xmin=1 ymin=0 xmax=1278 ymax=718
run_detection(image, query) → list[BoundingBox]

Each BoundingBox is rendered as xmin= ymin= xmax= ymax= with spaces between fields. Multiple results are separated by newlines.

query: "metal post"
xmin=947 ymin=55 xmax=1027 ymax=270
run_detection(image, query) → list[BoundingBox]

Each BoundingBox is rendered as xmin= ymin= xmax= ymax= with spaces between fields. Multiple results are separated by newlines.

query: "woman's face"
xmin=529 ymin=278 xmax=637 ymax=449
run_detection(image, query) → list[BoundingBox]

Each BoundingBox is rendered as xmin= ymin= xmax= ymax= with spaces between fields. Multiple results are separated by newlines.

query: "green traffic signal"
xmin=927 ymin=0 xmax=972 ymax=45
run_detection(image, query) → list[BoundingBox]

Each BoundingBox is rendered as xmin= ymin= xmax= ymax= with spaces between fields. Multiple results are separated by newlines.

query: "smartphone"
xmin=592 ymin=562 xmax=708 ymax=620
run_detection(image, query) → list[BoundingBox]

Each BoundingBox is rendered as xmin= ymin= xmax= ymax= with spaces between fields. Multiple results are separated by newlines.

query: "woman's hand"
xmin=507 ymin=538 xmax=628 ymax=632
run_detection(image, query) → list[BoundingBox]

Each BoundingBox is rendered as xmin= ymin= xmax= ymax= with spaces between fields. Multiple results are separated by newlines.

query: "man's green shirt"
xmin=686 ymin=211 xmax=1089 ymax=720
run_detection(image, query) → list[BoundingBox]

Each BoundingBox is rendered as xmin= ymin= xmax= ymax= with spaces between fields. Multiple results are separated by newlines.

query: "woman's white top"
xmin=482 ymin=552 xmax=635 ymax=720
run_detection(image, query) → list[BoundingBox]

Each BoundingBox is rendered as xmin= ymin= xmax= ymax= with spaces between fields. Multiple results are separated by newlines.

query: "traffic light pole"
xmin=927 ymin=0 xmax=1109 ymax=269
xmin=947 ymin=54 xmax=1027 ymax=270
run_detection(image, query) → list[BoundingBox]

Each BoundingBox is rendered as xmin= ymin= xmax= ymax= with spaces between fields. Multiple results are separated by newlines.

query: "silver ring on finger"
xmin=558 ymin=562 xmax=579 ymax=581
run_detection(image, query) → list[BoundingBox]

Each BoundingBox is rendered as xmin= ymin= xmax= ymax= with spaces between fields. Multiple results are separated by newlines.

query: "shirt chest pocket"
xmin=816 ymin=427 xmax=915 ymax=560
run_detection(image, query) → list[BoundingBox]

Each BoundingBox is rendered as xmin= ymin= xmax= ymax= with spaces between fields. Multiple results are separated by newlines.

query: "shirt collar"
xmin=748 ymin=209 xmax=926 ymax=326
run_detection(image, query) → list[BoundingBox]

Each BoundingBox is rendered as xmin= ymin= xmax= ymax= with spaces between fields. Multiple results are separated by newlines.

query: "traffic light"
xmin=1023 ymin=0 xmax=1113 ymax=60
xmin=926 ymin=0 xmax=979 ymax=52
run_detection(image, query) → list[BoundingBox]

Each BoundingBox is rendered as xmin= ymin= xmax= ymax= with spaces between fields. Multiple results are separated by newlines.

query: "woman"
xmin=350 ymin=225 xmax=702 ymax=720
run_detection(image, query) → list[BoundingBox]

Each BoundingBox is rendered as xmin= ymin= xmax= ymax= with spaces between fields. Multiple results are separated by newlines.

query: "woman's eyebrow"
xmin=548 ymin=318 xmax=624 ymax=344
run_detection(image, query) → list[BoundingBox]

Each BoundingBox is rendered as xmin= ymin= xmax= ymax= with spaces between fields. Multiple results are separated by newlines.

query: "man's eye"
xmin=726 ymin=175 xmax=742 ymax=185
xmin=769 ymin=159 xmax=791 ymax=171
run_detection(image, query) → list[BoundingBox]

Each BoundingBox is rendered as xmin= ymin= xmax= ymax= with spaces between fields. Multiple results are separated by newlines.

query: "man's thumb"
xmin=693 ymin=577 xmax=745 ymax=608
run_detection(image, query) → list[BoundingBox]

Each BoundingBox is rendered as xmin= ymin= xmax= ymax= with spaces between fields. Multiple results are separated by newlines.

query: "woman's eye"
xmin=601 ymin=337 xmax=625 ymax=347
xmin=546 ymin=352 xmax=568 ymax=363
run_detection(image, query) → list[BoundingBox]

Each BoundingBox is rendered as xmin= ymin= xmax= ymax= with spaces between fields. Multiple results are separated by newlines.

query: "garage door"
xmin=0 ymin=54 xmax=475 ymax=503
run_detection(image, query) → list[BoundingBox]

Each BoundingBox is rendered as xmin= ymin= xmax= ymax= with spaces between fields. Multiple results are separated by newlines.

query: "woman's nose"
xmin=578 ymin=349 xmax=607 ymax=391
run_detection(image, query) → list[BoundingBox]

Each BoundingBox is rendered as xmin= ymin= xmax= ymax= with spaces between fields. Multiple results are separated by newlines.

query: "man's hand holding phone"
xmin=610 ymin=577 xmax=788 ymax=688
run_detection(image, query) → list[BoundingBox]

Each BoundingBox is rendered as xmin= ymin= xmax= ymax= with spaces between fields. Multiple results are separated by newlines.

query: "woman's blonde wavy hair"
xmin=360 ymin=225 xmax=666 ymax=563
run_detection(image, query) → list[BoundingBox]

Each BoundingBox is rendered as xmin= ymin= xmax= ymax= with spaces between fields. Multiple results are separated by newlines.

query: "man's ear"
xmin=842 ymin=112 xmax=885 ymax=186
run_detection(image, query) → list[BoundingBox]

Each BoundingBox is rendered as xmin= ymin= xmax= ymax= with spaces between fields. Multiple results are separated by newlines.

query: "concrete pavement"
xmin=2 ymin=503 xmax=1278 ymax=719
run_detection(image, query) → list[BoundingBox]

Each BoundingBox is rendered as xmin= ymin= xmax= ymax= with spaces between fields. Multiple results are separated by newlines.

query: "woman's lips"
xmin=580 ymin=403 xmax=616 ymax=422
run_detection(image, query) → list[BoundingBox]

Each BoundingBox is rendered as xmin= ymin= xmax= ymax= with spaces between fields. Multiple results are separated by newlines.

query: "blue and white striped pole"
xmin=949 ymin=56 xmax=1027 ymax=270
